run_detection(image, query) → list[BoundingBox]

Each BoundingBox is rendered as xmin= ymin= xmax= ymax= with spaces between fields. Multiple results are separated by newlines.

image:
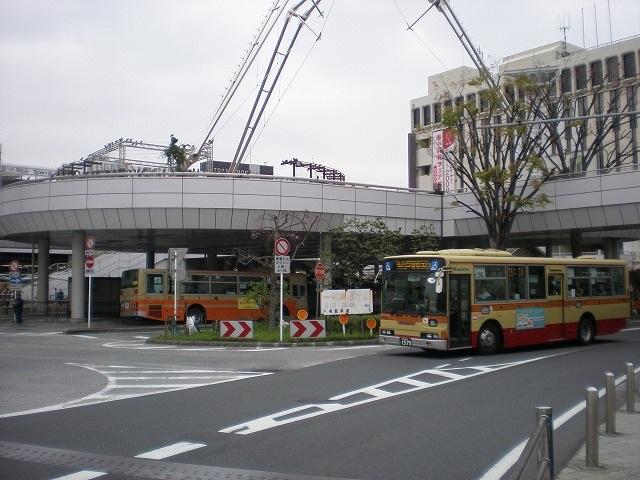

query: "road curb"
xmin=148 ymin=337 xmax=382 ymax=348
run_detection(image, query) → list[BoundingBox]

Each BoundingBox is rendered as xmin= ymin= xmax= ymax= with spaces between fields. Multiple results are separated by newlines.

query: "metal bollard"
xmin=627 ymin=363 xmax=636 ymax=413
xmin=536 ymin=406 xmax=554 ymax=480
xmin=605 ymin=372 xmax=615 ymax=434
xmin=586 ymin=387 xmax=599 ymax=468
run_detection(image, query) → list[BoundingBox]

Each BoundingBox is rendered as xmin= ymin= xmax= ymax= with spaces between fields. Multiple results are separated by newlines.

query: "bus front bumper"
xmin=379 ymin=335 xmax=448 ymax=351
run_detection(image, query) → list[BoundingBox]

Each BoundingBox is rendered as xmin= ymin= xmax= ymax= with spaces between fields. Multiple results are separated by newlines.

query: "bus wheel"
xmin=188 ymin=306 xmax=206 ymax=327
xmin=477 ymin=324 xmax=502 ymax=355
xmin=577 ymin=317 xmax=595 ymax=345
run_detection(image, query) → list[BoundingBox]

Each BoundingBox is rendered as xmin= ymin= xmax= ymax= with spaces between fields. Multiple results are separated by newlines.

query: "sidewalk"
xmin=0 ymin=315 xmax=162 ymax=334
xmin=556 ymin=400 xmax=640 ymax=480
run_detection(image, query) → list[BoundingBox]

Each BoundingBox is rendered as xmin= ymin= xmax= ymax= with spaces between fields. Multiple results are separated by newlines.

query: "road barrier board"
xmin=290 ymin=320 xmax=326 ymax=338
xmin=220 ymin=320 xmax=254 ymax=339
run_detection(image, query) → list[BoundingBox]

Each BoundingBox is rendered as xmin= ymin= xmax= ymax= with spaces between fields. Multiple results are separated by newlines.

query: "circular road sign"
xmin=314 ymin=262 xmax=326 ymax=280
xmin=366 ymin=317 xmax=377 ymax=329
xmin=338 ymin=314 xmax=349 ymax=325
xmin=85 ymin=255 xmax=95 ymax=269
xmin=297 ymin=309 xmax=309 ymax=321
xmin=85 ymin=235 xmax=96 ymax=250
xmin=9 ymin=260 xmax=19 ymax=272
xmin=274 ymin=237 xmax=291 ymax=256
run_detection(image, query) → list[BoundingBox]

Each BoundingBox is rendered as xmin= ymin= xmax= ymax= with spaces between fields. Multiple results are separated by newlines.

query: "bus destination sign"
xmin=383 ymin=258 xmax=443 ymax=272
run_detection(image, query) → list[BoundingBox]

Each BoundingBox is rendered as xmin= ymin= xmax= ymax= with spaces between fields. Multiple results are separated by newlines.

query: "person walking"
xmin=13 ymin=292 xmax=24 ymax=325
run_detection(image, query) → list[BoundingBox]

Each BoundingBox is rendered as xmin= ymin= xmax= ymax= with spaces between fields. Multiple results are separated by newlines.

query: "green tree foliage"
xmin=329 ymin=218 xmax=438 ymax=288
xmin=164 ymin=144 xmax=187 ymax=172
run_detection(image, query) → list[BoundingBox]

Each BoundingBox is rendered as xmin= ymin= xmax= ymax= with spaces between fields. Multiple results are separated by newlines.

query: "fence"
xmin=509 ymin=407 xmax=554 ymax=480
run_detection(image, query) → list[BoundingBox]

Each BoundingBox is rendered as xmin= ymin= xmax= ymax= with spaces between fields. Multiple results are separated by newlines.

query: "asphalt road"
xmin=1 ymin=323 xmax=639 ymax=480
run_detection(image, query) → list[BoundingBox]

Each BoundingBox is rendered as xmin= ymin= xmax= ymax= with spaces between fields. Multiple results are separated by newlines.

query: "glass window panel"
xmin=507 ymin=266 xmax=527 ymax=300
xmin=239 ymin=277 xmax=261 ymax=294
xmin=475 ymin=279 xmax=506 ymax=302
xmin=474 ymin=265 xmax=505 ymax=279
xmin=146 ymin=273 xmax=164 ymax=294
xmin=528 ymin=266 xmax=546 ymax=299
xmin=182 ymin=281 xmax=209 ymax=295
xmin=612 ymin=267 xmax=626 ymax=295
xmin=211 ymin=282 xmax=237 ymax=295
xmin=547 ymin=274 xmax=562 ymax=297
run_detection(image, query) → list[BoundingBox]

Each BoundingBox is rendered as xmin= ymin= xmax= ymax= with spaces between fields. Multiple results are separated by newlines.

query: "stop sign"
xmin=314 ymin=262 xmax=325 ymax=280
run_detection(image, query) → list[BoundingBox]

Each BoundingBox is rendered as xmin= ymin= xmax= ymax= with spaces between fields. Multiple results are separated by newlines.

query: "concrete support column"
xmin=146 ymin=250 xmax=155 ymax=269
xmin=570 ymin=231 xmax=582 ymax=258
xmin=545 ymin=239 xmax=553 ymax=258
xmin=37 ymin=238 xmax=50 ymax=307
xmin=206 ymin=247 xmax=218 ymax=270
xmin=603 ymin=238 xmax=621 ymax=259
xmin=321 ymin=233 xmax=332 ymax=288
xmin=71 ymin=232 xmax=85 ymax=322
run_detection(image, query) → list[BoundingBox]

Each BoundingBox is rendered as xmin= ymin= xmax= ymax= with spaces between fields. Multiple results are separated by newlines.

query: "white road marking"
xmin=14 ymin=332 xmax=62 ymax=336
xmin=459 ymin=357 xmax=472 ymax=362
xmin=477 ymin=365 xmax=640 ymax=480
xmin=51 ymin=470 xmax=107 ymax=480
xmin=70 ymin=334 xmax=97 ymax=339
xmin=622 ymin=327 xmax=640 ymax=331
xmin=135 ymin=441 xmax=206 ymax=460
xmin=0 ymin=364 xmax=271 ymax=419
xmin=134 ymin=336 xmax=150 ymax=339
xmin=220 ymin=353 xmax=565 ymax=435
xmin=435 ymin=363 xmax=450 ymax=369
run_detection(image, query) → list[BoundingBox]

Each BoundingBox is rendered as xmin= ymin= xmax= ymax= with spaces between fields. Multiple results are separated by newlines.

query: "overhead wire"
xmin=390 ymin=0 xmax=448 ymax=70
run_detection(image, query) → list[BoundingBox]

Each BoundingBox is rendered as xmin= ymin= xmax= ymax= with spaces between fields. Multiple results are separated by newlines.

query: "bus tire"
xmin=577 ymin=316 xmax=595 ymax=345
xmin=477 ymin=323 xmax=502 ymax=355
xmin=187 ymin=306 xmax=206 ymax=327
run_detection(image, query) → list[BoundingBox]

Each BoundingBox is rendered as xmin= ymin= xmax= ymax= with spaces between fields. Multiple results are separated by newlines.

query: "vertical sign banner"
xmin=432 ymin=128 xmax=456 ymax=192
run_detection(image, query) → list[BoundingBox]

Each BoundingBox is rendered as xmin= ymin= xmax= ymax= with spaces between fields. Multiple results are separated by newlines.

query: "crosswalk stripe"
xmin=135 ymin=441 xmax=206 ymax=460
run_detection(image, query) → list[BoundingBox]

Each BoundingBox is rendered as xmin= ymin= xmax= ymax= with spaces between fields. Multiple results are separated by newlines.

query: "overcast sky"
xmin=1 ymin=0 xmax=639 ymax=186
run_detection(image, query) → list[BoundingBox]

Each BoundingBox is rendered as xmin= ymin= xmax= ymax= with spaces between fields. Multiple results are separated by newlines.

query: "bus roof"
xmin=388 ymin=249 xmax=626 ymax=266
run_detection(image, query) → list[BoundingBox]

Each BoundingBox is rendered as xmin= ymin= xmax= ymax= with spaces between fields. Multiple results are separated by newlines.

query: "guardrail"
xmin=509 ymin=407 xmax=554 ymax=480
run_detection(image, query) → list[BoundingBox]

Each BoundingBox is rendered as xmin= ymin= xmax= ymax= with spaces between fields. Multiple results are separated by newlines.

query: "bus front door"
xmin=449 ymin=274 xmax=472 ymax=348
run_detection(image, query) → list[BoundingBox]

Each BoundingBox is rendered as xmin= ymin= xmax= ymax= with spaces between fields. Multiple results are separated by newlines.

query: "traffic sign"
xmin=314 ymin=262 xmax=326 ymax=280
xmin=9 ymin=260 xmax=19 ymax=272
xmin=220 ymin=320 xmax=253 ymax=338
xmin=85 ymin=235 xmax=96 ymax=250
xmin=274 ymin=255 xmax=291 ymax=274
xmin=85 ymin=255 xmax=95 ymax=269
xmin=274 ymin=237 xmax=291 ymax=256
xmin=296 ymin=309 xmax=309 ymax=320
xmin=290 ymin=320 xmax=325 ymax=338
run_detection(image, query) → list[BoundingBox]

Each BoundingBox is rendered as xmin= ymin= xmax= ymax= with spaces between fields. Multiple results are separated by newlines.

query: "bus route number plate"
xmin=400 ymin=338 xmax=412 ymax=347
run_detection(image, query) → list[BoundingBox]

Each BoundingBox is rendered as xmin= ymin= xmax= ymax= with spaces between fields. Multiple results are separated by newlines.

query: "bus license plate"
xmin=400 ymin=338 xmax=412 ymax=347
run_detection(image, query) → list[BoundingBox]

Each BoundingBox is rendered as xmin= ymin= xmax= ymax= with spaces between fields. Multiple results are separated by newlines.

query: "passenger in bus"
xmin=477 ymin=287 xmax=492 ymax=301
xmin=404 ymin=287 xmax=422 ymax=311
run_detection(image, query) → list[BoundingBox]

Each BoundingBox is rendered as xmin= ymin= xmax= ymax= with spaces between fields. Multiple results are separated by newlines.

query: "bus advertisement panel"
xmin=379 ymin=249 xmax=629 ymax=354
xmin=120 ymin=268 xmax=308 ymax=324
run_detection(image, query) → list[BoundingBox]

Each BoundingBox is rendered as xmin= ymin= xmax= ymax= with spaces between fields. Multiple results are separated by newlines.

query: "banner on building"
xmin=432 ymin=129 xmax=456 ymax=192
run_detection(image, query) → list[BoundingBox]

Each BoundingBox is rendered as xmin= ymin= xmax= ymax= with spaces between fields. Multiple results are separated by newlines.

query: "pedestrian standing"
xmin=13 ymin=292 xmax=24 ymax=325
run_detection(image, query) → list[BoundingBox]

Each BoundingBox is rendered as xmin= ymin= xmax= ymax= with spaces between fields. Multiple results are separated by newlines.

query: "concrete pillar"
xmin=206 ymin=247 xmax=218 ymax=270
xmin=603 ymin=238 xmax=621 ymax=259
xmin=545 ymin=239 xmax=553 ymax=258
xmin=146 ymin=250 xmax=155 ymax=269
xmin=321 ymin=233 xmax=332 ymax=288
xmin=37 ymin=238 xmax=50 ymax=307
xmin=71 ymin=232 xmax=85 ymax=322
xmin=570 ymin=231 xmax=582 ymax=258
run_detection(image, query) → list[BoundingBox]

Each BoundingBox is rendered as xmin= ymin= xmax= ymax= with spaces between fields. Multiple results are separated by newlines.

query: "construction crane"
xmin=187 ymin=0 xmax=325 ymax=172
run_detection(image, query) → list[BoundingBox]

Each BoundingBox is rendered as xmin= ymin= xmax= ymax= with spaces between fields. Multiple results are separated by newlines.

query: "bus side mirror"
xmin=435 ymin=271 xmax=444 ymax=294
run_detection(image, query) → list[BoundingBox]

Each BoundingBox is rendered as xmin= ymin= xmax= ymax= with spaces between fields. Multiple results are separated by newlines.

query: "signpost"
xmin=9 ymin=259 xmax=21 ymax=292
xmin=85 ymin=236 xmax=95 ymax=328
xmin=274 ymin=237 xmax=291 ymax=342
xmin=314 ymin=262 xmax=325 ymax=318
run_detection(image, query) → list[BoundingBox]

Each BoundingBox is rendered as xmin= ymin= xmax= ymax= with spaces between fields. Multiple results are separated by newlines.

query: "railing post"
xmin=536 ymin=406 xmax=554 ymax=480
xmin=627 ymin=363 xmax=636 ymax=413
xmin=605 ymin=372 xmax=616 ymax=434
xmin=586 ymin=387 xmax=599 ymax=468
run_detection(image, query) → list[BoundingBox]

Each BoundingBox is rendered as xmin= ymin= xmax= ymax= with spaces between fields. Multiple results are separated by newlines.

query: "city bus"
xmin=120 ymin=268 xmax=308 ymax=324
xmin=379 ymin=249 xmax=629 ymax=354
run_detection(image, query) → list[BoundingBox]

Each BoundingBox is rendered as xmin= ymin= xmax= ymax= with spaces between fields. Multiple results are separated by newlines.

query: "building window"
xmin=590 ymin=60 xmax=603 ymax=86
xmin=422 ymin=105 xmax=431 ymax=125
xmin=443 ymin=99 xmax=453 ymax=111
xmin=455 ymin=96 xmax=464 ymax=108
xmin=433 ymin=103 xmax=442 ymax=123
xmin=561 ymin=68 xmax=572 ymax=93
xmin=412 ymin=108 xmax=420 ymax=128
xmin=479 ymin=91 xmax=489 ymax=112
xmin=420 ymin=165 xmax=431 ymax=176
xmin=505 ymin=84 xmax=515 ymax=104
xmin=575 ymin=64 xmax=587 ymax=90
xmin=606 ymin=56 xmax=619 ymax=82
xmin=466 ymin=93 xmax=477 ymax=110
xmin=623 ymin=52 xmax=637 ymax=79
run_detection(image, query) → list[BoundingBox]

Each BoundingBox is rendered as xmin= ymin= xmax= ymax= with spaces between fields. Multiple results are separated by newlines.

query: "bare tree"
xmin=438 ymin=71 xmax=637 ymax=249
xmin=234 ymin=210 xmax=320 ymax=328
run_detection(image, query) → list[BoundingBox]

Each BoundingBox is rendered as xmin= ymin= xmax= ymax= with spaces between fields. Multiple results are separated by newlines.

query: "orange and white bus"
xmin=120 ymin=268 xmax=308 ymax=324
xmin=379 ymin=249 xmax=629 ymax=354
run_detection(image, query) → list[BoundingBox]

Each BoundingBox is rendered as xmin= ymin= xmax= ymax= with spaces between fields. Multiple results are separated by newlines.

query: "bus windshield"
xmin=382 ymin=271 xmax=446 ymax=315
xmin=121 ymin=269 xmax=139 ymax=289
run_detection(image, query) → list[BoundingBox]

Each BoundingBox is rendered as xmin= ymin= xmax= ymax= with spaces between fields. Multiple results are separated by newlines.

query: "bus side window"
xmin=146 ymin=273 xmax=164 ymax=294
xmin=547 ymin=274 xmax=561 ymax=296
